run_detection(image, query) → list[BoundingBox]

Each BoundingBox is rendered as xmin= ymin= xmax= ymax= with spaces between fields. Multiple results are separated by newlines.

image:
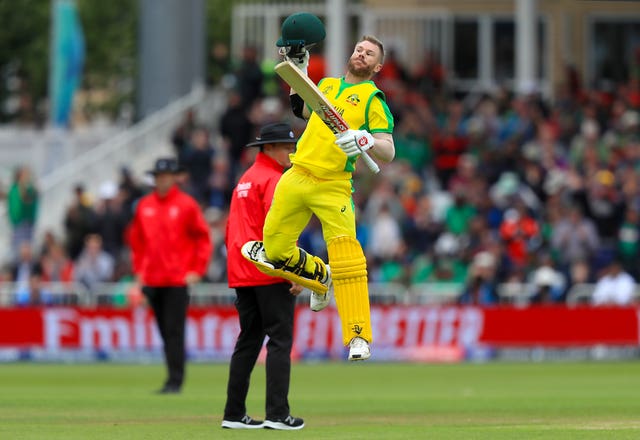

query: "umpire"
xmin=127 ymin=157 xmax=212 ymax=394
xmin=222 ymin=122 xmax=304 ymax=430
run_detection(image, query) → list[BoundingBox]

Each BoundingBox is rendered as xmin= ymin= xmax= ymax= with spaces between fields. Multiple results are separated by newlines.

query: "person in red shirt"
xmin=499 ymin=198 xmax=540 ymax=268
xmin=222 ymin=122 xmax=305 ymax=430
xmin=127 ymin=157 xmax=212 ymax=394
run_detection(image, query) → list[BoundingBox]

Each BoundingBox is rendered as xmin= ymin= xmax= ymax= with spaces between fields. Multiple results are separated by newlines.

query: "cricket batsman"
xmin=242 ymin=13 xmax=395 ymax=361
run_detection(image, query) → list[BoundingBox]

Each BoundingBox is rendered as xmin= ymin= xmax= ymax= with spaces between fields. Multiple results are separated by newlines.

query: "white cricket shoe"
xmin=241 ymin=241 xmax=276 ymax=269
xmin=310 ymin=265 xmax=332 ymax=312
xmin=348 ymin=336 xmax=371 ymax=361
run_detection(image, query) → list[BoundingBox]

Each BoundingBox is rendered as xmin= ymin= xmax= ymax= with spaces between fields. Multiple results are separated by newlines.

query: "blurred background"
xmin=0 ymin=0 xmax=639 ymax=362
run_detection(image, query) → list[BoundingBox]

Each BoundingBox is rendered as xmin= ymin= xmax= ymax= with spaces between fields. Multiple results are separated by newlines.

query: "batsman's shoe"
xmin=263 ymin=415 xmax=305 ymax=430
xmin=348 ymin=336 xmax=371 ymax=361
xmin=221 ymin=415 xmax=264 ymax=429
xmin=241 ymin=241 xmax=330 ymax=295
xmin=310 ymin=265 xmax=332 ymax=312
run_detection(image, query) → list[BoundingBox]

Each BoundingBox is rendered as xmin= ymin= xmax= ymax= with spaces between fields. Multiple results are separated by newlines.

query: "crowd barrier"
xmin=3 ymin=281 xmax=635 ymax=308
xmin=0 ymin=291 xmax=638 ymax=363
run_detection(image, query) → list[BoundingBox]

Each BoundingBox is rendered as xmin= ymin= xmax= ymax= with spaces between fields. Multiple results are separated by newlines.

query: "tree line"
xmin=0 ymin=0 xmax=234 ymax=125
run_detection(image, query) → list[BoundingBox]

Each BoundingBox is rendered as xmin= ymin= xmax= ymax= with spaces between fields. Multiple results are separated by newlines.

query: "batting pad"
xmin=241 ymin=241 xmax=329 ymax=294
xmin=327 ymin=236 xmax=372 ymax=345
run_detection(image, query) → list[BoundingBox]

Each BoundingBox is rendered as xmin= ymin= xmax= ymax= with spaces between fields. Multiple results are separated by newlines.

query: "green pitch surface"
xmin=1 ymin=362 xmax=639 ymax=439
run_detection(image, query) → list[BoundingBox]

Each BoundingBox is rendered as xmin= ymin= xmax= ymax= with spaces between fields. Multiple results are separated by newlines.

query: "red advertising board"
xmin=0 ymin=306 xmax=637 ymax=361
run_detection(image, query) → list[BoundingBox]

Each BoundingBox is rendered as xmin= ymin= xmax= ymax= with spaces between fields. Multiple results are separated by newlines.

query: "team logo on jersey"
xmin=346 ymin=94 xmax=360 ymax=106
xmin=322 ymin=85 xmax=334 ymax=95
xmin=236 ymin=182 xmax=252 ymax=198
xmin=142 ymin=207 xmax=155 ymax=217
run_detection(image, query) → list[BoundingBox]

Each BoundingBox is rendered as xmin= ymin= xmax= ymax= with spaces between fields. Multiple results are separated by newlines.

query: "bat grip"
xmin=360 ymin=151 xmax=380 ymax=174
xmin=287 ymin=43 xmax=307 ymax=62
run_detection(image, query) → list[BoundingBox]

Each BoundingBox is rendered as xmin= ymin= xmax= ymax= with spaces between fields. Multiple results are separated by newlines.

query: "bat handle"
xmin=361 ymin=151 xmax=380 ymax=174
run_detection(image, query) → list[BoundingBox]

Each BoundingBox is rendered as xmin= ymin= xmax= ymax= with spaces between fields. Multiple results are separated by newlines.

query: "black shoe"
xmin=155 ymin=385 xmax=181 ymax=394
xmin=221 ymin=415 xmax=264 ymax=429
xmin=263 ymin=415 xmax=305 ymax=430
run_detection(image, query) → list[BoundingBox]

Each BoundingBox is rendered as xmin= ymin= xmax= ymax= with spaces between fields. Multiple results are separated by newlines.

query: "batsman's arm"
xmin=286 ymin=51 xmax=312 ymax=120
xmin=290 ymin=92 xmax=311 ymax=120
xmin=370 ymin=132 xmax=395 ymax=163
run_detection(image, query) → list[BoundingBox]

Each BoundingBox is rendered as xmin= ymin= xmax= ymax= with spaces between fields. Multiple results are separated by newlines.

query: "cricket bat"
xmin=274 ymin=59 xmax=380 ymax=174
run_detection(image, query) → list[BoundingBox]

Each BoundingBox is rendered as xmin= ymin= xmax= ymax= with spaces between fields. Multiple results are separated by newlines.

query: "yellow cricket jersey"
xmin=291 ymin=77 xmax=394 ymax=180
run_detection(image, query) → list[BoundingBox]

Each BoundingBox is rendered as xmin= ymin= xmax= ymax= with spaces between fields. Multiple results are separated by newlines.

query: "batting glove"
xmin=335 ymin=129 xmax=375 ymax=157
xmin=287 ymin=50 xmax=310 ymax=75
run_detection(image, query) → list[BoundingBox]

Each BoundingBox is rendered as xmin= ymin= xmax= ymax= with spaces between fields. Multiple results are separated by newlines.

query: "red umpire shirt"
xmin=128 ymin=185 xmax=212 ymax=286
xmin=226 ymin=152 xmax=287 ymax=287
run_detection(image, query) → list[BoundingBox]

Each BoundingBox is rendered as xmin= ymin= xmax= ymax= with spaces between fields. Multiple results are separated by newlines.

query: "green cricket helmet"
xmin=276 ymin=12 xmax=326 ymax=47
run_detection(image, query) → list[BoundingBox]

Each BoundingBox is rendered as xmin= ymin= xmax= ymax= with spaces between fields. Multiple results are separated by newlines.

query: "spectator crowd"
xmin=2 ymin=44 xmax=640 ymax=307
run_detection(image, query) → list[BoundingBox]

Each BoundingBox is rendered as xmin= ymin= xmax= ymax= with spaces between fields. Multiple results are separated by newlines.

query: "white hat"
xmin=99 ymin=181 xmax=118 ymax=199
xmin=622 ymin=110 xmax=639 ymax=129
xmin=580 ymin=119 xmax=599 ymax=138
xmin=434 ymin=232 xmax=460 ymax=256
xmin=472 ymin=251 xmax=495 ymax=268
xmin=543 ymin=169 xmax=566 ymax=195
xmin=533 ymin=266 xmax=558 ymax=287
xmin=494 ymin=172 xmax=519 ymax=196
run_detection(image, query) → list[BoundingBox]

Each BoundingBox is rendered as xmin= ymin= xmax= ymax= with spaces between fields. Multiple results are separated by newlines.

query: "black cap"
xmin=146 ymin=157 xmax=180 ymax=175
xmin=246 ymin=122 xmax=298 ymax=147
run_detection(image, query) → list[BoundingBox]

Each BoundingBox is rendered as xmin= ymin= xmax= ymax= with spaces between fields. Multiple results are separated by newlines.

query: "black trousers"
xmin=143 ymin=286 xmax=189 ymax=388
xmin=224 ymin=282 xmax=296 ymax=420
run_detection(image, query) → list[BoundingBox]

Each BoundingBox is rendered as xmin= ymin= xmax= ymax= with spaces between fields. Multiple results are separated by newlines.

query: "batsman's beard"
xmin=347 ymin=58 xmax=376 ymax=79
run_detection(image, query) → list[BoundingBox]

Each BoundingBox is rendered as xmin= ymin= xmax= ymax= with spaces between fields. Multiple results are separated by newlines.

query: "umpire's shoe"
xmin=263 ymin=415 xmax=305 ymax=430
xmin=221 ymin=415 xmax=264 ymax=429
xmin=155 ymin=384 xmax=180 ymax=394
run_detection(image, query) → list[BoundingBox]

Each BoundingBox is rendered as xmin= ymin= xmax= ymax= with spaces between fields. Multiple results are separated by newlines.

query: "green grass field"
xmin=1 ymin=361 xmax=639 ymax=439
